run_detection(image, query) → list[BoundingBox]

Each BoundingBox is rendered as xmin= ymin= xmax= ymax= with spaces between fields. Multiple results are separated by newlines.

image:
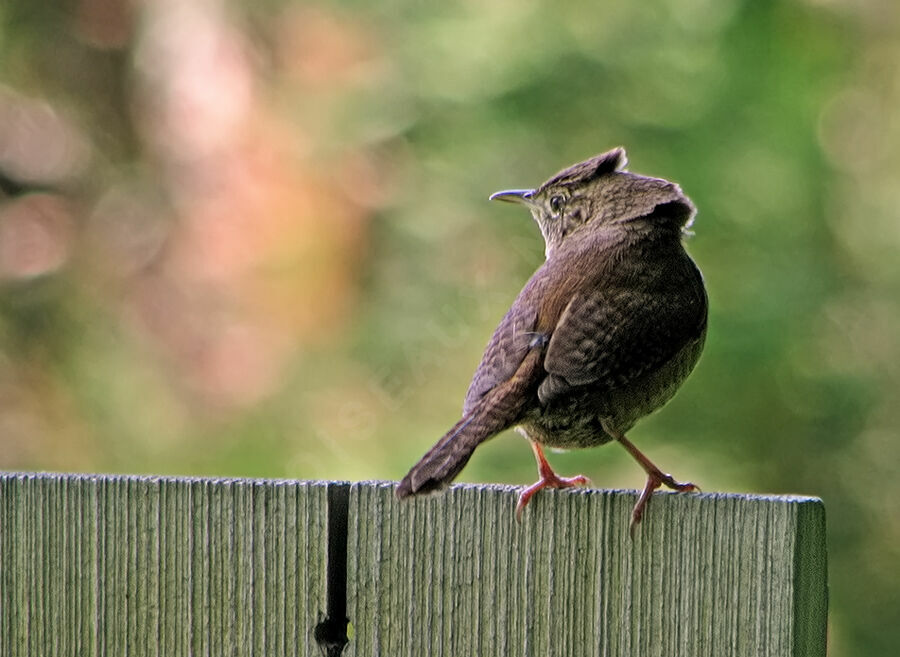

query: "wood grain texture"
xmin=0 ymin=473 xmax=331 ymax=657
xmin=0 ymin=474 xmax=826 ymax=657
xmin=347 ymin=483 xmax=827 ymax=657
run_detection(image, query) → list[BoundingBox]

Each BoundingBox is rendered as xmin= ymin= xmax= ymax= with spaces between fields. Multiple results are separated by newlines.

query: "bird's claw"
xmin=515 ymin=472 xmax=590 ymax=521
xmin=629 ymin=472 xmax=699 ymax=538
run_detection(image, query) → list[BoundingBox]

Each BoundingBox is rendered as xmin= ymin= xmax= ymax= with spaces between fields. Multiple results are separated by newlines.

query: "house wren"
xmin=396 ymin=148 xmax=708 ymax=528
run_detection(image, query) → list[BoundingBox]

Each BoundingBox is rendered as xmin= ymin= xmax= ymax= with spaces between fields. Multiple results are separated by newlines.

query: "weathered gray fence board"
xmin=0 ymin=473 xmax=331 ymax=657
xmin=347 ymin=482 xmax=827 ymax=657
xmin=0 ymin=473 xmax=827 ymax=657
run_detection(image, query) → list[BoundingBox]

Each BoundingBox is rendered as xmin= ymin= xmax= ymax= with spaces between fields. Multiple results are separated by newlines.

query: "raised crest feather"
xmin=540 ymin=147 xmax=627 ymax=190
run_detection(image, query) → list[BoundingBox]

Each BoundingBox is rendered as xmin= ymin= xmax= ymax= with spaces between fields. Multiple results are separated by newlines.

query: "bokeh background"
xmin=1 ymin=0 xmax=898 ymax=653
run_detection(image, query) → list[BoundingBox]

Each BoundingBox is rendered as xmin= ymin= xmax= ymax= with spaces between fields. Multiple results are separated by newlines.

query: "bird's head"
xmin=490 ymin=147 xmax=696 ymax=258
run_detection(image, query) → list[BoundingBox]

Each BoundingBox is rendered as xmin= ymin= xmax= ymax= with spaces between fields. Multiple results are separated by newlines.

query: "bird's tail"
xmin=396 ymin=405 xmax=510 ymax=498
xmin=396 ymin=350 xmax=543 ymax=499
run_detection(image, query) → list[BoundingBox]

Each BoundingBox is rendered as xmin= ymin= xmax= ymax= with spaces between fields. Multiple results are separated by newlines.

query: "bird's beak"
xmin=489 ymin=189 xmax=535 ymax=205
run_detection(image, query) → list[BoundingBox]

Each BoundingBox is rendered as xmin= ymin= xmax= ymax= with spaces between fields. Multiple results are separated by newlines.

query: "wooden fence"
xmin=0 ymin=472 xmax=827 ymax=656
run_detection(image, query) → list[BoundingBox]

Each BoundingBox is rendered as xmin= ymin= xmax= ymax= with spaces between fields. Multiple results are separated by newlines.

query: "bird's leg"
xmin=515 ymin=441 xmax=590 ymax=520
xmin=603 ymin=424 xmax=699 ymax=532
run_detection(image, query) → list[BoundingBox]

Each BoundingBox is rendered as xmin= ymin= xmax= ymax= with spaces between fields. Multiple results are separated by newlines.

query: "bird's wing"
xmin=463 ymin=302 xmax=538 ymax=416
xmin=540 ymin=263 xmax=706 ymax=405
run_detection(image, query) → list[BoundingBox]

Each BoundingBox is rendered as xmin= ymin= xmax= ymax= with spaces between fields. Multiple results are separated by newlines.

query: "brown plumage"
xmin=396 ymin=148 xmax=708 ymax=528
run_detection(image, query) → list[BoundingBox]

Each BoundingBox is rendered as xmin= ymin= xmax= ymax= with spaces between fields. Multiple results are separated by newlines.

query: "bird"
xmin=396 ymin=147 xmax=708 ymax=529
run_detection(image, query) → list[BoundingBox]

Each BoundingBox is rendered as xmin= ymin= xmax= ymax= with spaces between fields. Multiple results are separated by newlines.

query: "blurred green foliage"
xmin=1 ymin=0 xmax=898 ymax=654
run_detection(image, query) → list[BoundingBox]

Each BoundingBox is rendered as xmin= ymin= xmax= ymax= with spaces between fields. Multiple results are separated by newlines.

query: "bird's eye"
xmin=549 ymin=195 xmax=564 ymax=214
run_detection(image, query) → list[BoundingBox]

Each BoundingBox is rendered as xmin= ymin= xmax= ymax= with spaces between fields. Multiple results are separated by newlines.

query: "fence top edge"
xmin=0 ymin=471 xmax=822 ymax=506
xmin=0 ymin=470 xmax=345 ymax=489
xmin=351 ymin=480 xmax=823 ymax=505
